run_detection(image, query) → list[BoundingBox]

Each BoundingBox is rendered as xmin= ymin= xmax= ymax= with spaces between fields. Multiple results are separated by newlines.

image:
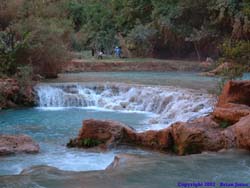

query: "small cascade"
xmin=35 ymin=83 xmax=216 ymax=127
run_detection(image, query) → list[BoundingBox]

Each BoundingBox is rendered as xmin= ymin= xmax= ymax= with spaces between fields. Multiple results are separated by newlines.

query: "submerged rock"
xmin=105 ymin=154 xmax=140 ymax=170
xmin=0 ymin=135 xmax=40 ymax=156
xmin=20 ymin=165 xmax=63 ymax=175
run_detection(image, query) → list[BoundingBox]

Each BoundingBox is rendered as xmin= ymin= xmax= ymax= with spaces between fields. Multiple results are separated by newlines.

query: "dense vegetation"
xmin=0 ymin=0 xmax=249 ymax=78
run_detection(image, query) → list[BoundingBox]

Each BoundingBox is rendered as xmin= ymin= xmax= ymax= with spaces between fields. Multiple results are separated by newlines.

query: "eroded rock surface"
xmin=0 ymin=135 xmax=40 ymax=156
xmin=217 ymin=81 xmax=250 ymax=107
xmin=0 ymin=78 xmax=35 ymax=109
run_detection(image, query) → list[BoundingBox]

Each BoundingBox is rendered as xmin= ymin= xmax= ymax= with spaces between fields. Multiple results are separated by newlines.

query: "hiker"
xmin=114 ymin=46 xmax=121 ymax=58
xmin=97 ymin=51 xmax=103 ymax=59
xmin=91 ymin=48 xmax=95 ymax=57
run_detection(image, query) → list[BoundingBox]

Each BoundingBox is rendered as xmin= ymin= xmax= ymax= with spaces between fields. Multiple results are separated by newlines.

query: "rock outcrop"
xmin=0 ymin=135 xmax=40 ymax=156
xmin=67 ymin=120 xmax=134 ymax=149
xmin=217 ymin=80 xmax=250 ymax=107
xmin=0 ymin=78 xmax=35 ymax=109
xmin=213 ymin=80 xmax=250 ymax=123
xmin=213 ymin=104 xmax=250 ymax=124
xmin=171 ymin=116 xmax=224 ymax=155
xmin=67 ymin=119 xmax=173 ymax=151
xmin=233 ymin=115 xmax=250 ymax=150
xmin=68 ymin=80 xmax=250 ymax=155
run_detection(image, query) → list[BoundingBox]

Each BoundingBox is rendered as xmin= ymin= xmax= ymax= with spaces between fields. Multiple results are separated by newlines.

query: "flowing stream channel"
xmin=0 ymin=72 xmax=250 ymax=188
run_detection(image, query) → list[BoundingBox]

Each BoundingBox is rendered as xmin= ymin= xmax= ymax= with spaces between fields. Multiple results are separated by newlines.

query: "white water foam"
xmin=35 ymin=83 xmax=216 ymax=130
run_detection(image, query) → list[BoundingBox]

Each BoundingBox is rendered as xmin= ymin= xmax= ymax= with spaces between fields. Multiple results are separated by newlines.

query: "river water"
xmin=0 ymin=71 xmax=250 ymax=188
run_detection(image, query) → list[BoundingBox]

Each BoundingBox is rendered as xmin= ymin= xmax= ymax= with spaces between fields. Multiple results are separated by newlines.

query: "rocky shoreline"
xmin=63 ymin=59 xmax=210 ymax=73
xmin=0 ymin=78 xmax=36 ymax=109
xmin=67 ymin=80 xmax=250 ymax=155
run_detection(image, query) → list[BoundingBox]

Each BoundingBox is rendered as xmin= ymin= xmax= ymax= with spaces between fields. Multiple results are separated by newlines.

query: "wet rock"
xmin=67 ymin=119 xmax=135 ymax=149
xmin=67 ymin=119 xmax=173 ymax=151
xmin=105 ymin=154 xmax=139 ymax=170
xmin=213 ymin=104 xmax=250 ymax=124
xmin=0 ymin=135 xmax=40 ymax=156
xmin=68 ymin=117 xmax=248 ymax=155
xmin=20 ymin=165 xmax=63 ymax=175
xmin=171 ymin=116 xmax=229 ymax=155
xmin=212 ymin=81 xmax=250 ymax=123
xmin=233 ymin=115 xmax=250 ymax=150
xmin=217 ymin=81 xmax=250 ymax=107
xmin=129 ymin=128 xmax=173 ymax=151
xmin=0 ymin=79 xmax=19 ymax=108
xmin=0 ymin=78 xmax=35 ymax=109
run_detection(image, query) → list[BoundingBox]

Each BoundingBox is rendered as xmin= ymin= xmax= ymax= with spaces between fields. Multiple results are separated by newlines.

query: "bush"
xmin=221 ymin=40 xmax=250 ymax=66
xmin=219 ymin=120 xmax=231 ymax=129
xmin=214 ymin=39 xmax=250 ymax=95
xmin=127 ymin=24 xmax=157 ymax=57
xmin=0 ymin=0 xmax=22 ymax=30
xmin=12 ymin=17 xmax=72 ymax=78
xmin=79 ymin=138 xmax=101 ymax=148
xmin=0 ymin=29 xmax=29 ymax=76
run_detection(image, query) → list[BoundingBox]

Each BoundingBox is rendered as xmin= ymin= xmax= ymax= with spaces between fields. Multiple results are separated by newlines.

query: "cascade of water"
xmin=35 ymin=83 xmax=215 ymax=127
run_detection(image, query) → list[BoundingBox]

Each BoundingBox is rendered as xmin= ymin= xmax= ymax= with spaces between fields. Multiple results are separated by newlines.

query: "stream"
xmin=0 ymin=71 xmax=249 ymax=188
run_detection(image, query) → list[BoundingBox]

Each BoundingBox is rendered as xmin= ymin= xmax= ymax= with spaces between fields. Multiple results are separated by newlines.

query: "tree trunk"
xmin=194 ymin=42 xmax=201 ymax=61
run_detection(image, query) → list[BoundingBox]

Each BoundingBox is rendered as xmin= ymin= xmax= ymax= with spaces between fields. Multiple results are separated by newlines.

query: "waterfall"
xmin=35 ymin=83 xmax=215 ymax=127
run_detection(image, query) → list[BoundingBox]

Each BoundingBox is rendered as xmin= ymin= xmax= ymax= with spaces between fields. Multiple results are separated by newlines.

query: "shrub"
xmin=15 ymin=65 xmax=33 ymax=87
xmin=0 ymin=0 xmax=22 ymax=30
xmin=219 ymin=120 xmax=231 ymax=129
xmin=13 ymin=17 xmax=72 ymax=78
xmin=0 ymin=29 xmax=29 ymax=76
xmin=215 ymin=39 xmax=250 ymax=95
xmin=79 ymin=138 xmax=101 ymax=148
xmin=221 ymin=40 xmax=250 ymax=66
xmin=127 ymin=24 xmax=157 ymax=57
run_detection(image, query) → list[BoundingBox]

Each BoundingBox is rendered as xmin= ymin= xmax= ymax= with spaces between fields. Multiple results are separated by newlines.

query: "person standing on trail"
xmin=91 ymin=48 xmax=95 ymax=57
xmin=97 ymin=51 xmax=103 ymax=59
xmin=114 ymin=46 xmax=121 ymax=58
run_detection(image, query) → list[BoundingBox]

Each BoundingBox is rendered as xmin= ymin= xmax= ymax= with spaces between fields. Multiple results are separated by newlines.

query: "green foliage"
xmin=216 ymin=62 xmax=245 ymax=95
xmin=0 ymin=29 xmax=29 ymax=76
xmin=214 ymin=39 xmax=250 ymax=94
xmin=15 ymin=65 xmax=33 ymax=86
xmin=243 ymin=0 xmax=250 ymax=18
xmin=221 ymin=40 xmax=250 ymax=66
xmin=219 ymin=120 xmax=231 ymax=129
xmin=79 ymin=138 xmax=101 ymax=148
xmin=127 ymin=24 xmax=157 ymax=56
xmin=1 ymin=0 xmax=249 ymax=74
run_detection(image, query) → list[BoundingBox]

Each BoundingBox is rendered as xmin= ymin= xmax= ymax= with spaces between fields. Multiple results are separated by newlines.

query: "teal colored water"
xmin=1 ymin=71 xmax=250 ymax=186
xmin=1 ymin=151 xmax=250 ymax=188
xmin=0 ymin=108 xmax=149 ymax=175
xmin=243 ymin=73 xmax=250 ymax=80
